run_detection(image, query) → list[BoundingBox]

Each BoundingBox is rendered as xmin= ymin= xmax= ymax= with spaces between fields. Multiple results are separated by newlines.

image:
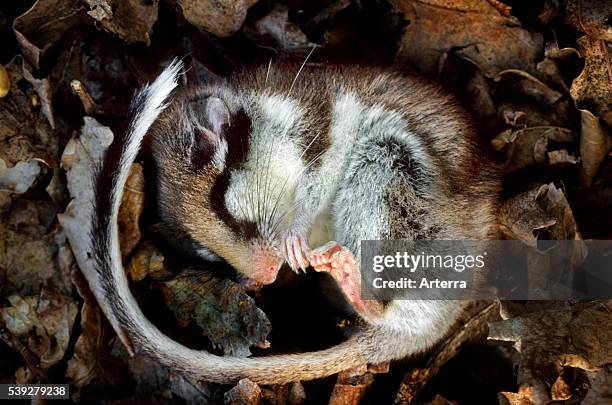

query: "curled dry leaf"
xmin=176 ymin=0 xmax=259 ymax=38
xmin=390 ymin=0 xmax=543 ymax=77
xmin=154 ymin=268 xmax=271 ymax=357
xmin=0 ymin=288 xmax=78 ymax=371
xmin=13 ymin=0 xmax=86 ymax=69
xmin=492 ymin=127 xmax=576 ymax=172
xmin=248 ymin=4 xmax=318 ymax=53
xmin=500 ymin=183 xmax=581 ymax=243
xmin=83 ymin=0 xmax=159 ymax=45
xmin=118 ymin=163 xmax=145 ymax=259
xmin=571 ymin=36 xmax=612 ymax=126
xmin=579 ymin=109 xmax=612 ymax=187
xmin=536 ymin=42 xmax=580 ymax=93
xmin=35 ymin=288 xmax=79 ymax=370
xmin=0 ymin=158 xmax=47 ymax=194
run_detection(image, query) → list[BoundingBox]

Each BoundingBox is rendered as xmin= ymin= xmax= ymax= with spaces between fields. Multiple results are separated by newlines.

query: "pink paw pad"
xmin=308 ymin=242 xmax=366 ymax=313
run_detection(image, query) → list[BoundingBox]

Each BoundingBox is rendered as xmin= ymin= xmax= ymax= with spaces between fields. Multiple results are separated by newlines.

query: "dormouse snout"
xmin=248 ymin=244 xmax=284 ymax=285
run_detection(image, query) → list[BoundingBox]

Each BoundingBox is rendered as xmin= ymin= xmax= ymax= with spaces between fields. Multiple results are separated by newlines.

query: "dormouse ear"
xmin=204 ymin=97 xmax=230 ymax=136
xmin=191 ymin=96 xmax=230 ymax=170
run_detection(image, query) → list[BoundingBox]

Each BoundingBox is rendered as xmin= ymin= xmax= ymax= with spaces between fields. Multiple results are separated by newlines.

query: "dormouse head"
xmin=149 ymin=85 xmax=291 ymax=287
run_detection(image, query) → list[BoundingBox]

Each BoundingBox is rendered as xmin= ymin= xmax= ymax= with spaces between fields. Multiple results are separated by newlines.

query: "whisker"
xmin=289 ymin=47 xmax=316 ymax=94
xmin=264 ymin=149 xmax=326 ymax=238
xmin=265 ymin=58 xmax=272 ymax=88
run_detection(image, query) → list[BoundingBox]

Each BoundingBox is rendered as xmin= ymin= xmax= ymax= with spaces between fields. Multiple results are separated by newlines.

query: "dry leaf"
xmin=126 ymin=241 xmax=165 ymax=282
xmin=13 ymin=0 xmax=86 ymax=69
xmin=83 ymin=0 xmax=159 ymax=45
xmin=0 ymin=199 xmax=59 ymax=297
xmin=500 ymin=183 xmax=581 ymax=243
xmin=35 ymin=288 xmax=78 ymax=369
xmin=58 ymin=117 xmax=113 ymax=260
xmin=288 ymin=382 xmax=306 ymax=405
xmin=536 ymin=42 xmax=580 ymax=93
xmin=154 ymin=268 xmax=271 ymax=357
xmin=390 ymin=0 xmax=543 ymax=77
xmin=224 ymin=378 xmax=261 ymax=405
xmin=176 ymin=0 xmax=259 ymax=38
xmin=0 ymin=288 xmax=77 ymax=371
xmin=498 ymin=389 xmax=536 ymax=405
xmin=57 ymin=117 xmax=135 ymax=352
xmin=571 ymin=36 xmax=612 ymax=126
xmin=21 ymin=61 xmax=55 ymax=129
xmin=494 ymin=70 xmax=563 ymax=106
xmin=579 ymin=109 xmax=612 ymax=187
xmin=492 ymin=127 xmax=576 ymax=172
xmin=118 ymin=163 xmax=145 ymax=259
xmin=259 ymin=382 xmax=307 ymax=405
xmin=247 ymin=4 xmax=318 ymax=53
xmin=0 ymin=56 xmax=58 ymax=166
xmin=0 ymin=158 xmax=47 ymax=194
xmin=551 ymin=375 xmax=572 ymax=401
xmin=489 ymin=301 xmax=612 ymax=404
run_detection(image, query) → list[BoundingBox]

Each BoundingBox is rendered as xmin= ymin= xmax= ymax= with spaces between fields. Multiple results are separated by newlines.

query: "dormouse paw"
xmin=308 ymin=242 xmax=365 ymax=313
xmin=282 ymin=228 xmax=311 ymax=273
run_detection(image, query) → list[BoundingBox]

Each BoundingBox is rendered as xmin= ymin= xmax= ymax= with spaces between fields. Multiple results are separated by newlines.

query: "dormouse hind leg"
xmin=309 ymin=241 xmax=385 ymax=322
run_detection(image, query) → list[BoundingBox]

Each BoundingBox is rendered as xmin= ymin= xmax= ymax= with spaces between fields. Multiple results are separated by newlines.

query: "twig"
xmin=70 ymin=80 xmax=97 ymax=115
